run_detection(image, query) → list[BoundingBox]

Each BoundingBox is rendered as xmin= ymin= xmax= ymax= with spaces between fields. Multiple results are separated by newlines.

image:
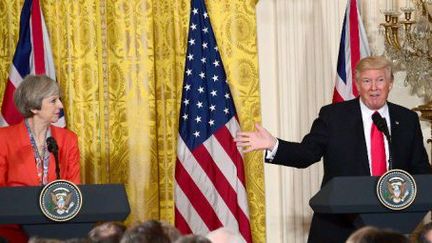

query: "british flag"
xmin=332 ymin=0 xmax=370 ymax=103
xmin=0 ymin=0 xmax=65 ymax=127
xmin=174 ymin=0 xmax=252 ymax=242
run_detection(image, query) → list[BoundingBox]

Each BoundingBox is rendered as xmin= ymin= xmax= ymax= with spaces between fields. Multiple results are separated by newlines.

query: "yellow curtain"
xmin=0 ymin=0 xmax=265 ymax=242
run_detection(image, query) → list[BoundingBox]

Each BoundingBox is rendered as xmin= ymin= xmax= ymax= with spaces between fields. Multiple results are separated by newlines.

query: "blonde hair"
xmin=355 ymin=56 xmax=394 ymax=81
xmin=13 ymin=75 xmax=60 ymax=118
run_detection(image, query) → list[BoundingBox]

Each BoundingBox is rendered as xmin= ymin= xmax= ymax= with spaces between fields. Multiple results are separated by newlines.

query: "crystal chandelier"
xmin=381 ymin=0 xmax=432 ymax=149
xmin=381 ymin=0 xmax=432 ymax=101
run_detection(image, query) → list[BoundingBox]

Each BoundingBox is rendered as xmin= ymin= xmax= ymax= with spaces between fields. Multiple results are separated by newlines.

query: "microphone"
xmin=372 ymin=112 xmax=391 ymax=141
xmin=46 ymin=137 xmax=58 ymax=154
xmin=46 ymin=137 xmax=60 ymax=180
xmin=371 ymin=112 xmax=393 ymax=170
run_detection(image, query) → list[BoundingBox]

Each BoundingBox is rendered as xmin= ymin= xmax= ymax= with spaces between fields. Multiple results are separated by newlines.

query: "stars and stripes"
xmin=332 ymin=0 xmax=370 ymax=103
xmin=174 ymin=0 xmax=252 ymax=242
xmin=0 ymin=0 xmax=65 ymax=127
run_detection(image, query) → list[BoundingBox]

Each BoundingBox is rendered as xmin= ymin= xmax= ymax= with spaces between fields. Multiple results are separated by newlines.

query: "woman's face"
xmin=33 ymin=95 xmax=63 ymax=123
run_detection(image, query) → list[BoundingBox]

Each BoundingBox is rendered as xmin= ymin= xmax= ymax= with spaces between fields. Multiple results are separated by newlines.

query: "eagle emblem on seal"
xmin=50 ymin=190 xmax=75 ymax=215
xmin=386 ymin=178 xmax=409 ymax=204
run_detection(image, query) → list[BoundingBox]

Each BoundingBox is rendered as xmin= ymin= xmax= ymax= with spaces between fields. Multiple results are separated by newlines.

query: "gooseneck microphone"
xmin=372 ymin=112 xmax=393 ymax=170
xmin=372 ymin=112 xmax=391 ymax=141
xmin=46 ymin=137 xmax=60 ymax=180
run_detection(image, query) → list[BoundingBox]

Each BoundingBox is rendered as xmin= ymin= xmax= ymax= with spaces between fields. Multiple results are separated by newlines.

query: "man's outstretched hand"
xmin=235 ymin=123 xmax=277 ymax=153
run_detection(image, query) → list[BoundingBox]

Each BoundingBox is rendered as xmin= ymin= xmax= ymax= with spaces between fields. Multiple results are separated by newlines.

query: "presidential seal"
xmin=376 ymin=169 xmax=417 ymax=210
xmin=39 ymin=180 xmax=82 ymax=222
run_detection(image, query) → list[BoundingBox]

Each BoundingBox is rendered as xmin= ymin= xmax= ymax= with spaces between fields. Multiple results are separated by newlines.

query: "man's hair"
xmin=346 ymin=226 xmax=408 ymax=243
xmin=28 ymin=236 xmax=63 ymax=243
xmin=63 ymin=238 xmax=92 ymax=243
xmin=120 ymin=220 xmax=170 ymax=243
xmin=13 ymin=75 xmax=60 ymax=118
xmin=355 ymin=56 xmax=394 ymax=82
xmin=88 ymin=221 xmax=126 ymax=243
xmin=160 ymin=221 xmax=181 ymax=242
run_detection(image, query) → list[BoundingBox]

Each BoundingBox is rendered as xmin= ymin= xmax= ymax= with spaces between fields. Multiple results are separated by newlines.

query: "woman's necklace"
xmin=24 ymin=119 xmax=51 ymax=185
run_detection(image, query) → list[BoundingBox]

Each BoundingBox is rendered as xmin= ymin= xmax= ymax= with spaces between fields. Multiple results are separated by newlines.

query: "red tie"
xmin=371 ymin=112 xmax=387 ymax=176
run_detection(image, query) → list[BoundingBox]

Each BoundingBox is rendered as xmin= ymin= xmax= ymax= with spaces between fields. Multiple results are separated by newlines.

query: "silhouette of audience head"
xmin=160 ymin=220 xmax=182 ymax=242
xmin=417 ymin=222 xmax=432 ymax=243
xmin=63 ymin=238 xmax=92 ymax=243
xmin=174 ymin=234 xmax=211 ymax=243
xmin=346 ymin=226 xmax=408 ymax=243
xmin=120 ymin=219 xmax=170 ymax=243
xmin=29 ymin=237 xmax=91 ymax=243
xmin=27 ymin=220 xmax=246 ymax=243
xmin=206 ymin=227 xmax=243 ymax=243
xmin=88 ymin=221 xmax=126 ymax=243
xmin=28 ymin=237 xmax=63 ymax=243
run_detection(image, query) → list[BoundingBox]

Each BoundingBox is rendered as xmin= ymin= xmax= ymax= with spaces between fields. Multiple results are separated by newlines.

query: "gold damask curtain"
xmin=0 ymin=0 xmax=265 ymax=242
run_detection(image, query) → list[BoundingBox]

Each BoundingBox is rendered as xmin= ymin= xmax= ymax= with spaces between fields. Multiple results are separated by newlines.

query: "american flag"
xmin=0 ymin=0 xmax=65 ymax=127
xmin=174 ymin=0 xmax=252 ymax=242
xmin=332 ymin=0 xmax=370 ymax=103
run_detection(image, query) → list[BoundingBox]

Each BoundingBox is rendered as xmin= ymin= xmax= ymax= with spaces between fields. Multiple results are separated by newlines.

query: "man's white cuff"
xmin=265 ymin=138 xmax=279 ymax=161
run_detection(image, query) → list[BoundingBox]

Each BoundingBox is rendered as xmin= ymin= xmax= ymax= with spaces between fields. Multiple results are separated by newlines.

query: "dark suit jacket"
xmin=267 ymin=98 xmax=431 ymax=243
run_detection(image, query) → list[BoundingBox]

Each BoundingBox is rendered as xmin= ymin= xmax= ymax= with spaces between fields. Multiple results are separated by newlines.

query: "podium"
xmin=309 ymin=175 xmax=432 ymax=233
xmin=0 ymin=184 xmax=130 ymax=239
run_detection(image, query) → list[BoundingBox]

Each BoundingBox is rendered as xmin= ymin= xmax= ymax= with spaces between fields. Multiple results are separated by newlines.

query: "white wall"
xmin=256 ymin=0 xmax=432 ymax=242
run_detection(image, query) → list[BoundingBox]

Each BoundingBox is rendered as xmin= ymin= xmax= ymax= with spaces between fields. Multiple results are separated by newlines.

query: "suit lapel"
xmin=388 ymin=103 xmax=400 ymax=169
xmin=17 ymin=121 xmax=40 ymax=184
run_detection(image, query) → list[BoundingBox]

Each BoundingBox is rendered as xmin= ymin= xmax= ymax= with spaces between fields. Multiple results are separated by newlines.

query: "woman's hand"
xmin=235 ymin=123 xmax=277 ymax=153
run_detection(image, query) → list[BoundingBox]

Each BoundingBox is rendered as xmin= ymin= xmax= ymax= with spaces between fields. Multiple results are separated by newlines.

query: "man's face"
xmin=356 ymin=68 xmax=393 ymax=110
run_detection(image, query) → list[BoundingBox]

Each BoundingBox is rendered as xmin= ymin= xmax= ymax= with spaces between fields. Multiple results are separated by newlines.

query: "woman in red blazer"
xmin=0 ymin=75 xmax=81 ymax=242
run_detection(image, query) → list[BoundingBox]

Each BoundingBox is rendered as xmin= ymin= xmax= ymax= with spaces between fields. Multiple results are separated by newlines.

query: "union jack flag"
xmin=174 ymin=0 xmax=252 ymax=242
xmin=332 ymin=0 xmax=370 ymax=103
xmin=0 ymin=0 xmax=65 ymax=127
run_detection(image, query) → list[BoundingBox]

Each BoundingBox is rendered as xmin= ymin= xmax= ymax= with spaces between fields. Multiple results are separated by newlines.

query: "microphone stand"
xmin=385 ymin=135 xmax=393 ymax=171
xmin=47 ymin=137 xmax=60 ymax=180
xmin=53 ymin=150 xmax=60 ymax=180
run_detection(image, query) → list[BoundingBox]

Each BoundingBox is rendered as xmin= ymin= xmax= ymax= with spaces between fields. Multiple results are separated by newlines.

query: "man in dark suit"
xmin=235 ymin=56 xmax=432 ymax=243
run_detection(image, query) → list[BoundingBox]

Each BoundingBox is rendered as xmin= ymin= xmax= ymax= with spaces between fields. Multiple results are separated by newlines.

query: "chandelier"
xmin=381 ymin=0 xmax=432 ymax=149
xmin=381 ymin=0 xmax=432 ymax=100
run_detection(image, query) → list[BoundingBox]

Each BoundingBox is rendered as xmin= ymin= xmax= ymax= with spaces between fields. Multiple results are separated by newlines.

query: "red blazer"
xmin=0 ymin=121 xmax=81 ymax=186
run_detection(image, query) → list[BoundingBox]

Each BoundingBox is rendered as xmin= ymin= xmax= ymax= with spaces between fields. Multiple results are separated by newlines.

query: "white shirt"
xmin=266 ymin=100 xmax=392 ymax=175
